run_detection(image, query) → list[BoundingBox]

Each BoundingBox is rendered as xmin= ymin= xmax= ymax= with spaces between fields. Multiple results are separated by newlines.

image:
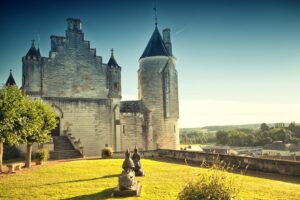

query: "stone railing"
xmin=112 ymin=150 xmax=157 ymax=158
xmin=64 ymin=130 xmax=84 ymax=157
xmin=157 ymin=149 xmax=300 ymax=176
xmin=110 ymin=148 xmax=300 ymax=176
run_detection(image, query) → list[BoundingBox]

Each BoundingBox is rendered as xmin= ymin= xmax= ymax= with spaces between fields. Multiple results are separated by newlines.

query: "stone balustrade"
xmin=113 ymin=149 xmax=300 ymax=176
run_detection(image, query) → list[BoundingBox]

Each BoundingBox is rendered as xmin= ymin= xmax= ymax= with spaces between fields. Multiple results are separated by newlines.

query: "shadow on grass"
xmin=100 ymin=174 xmax=119 ymax=179
xmin=43 ymin=174 xmax=119 ymax=186
xmin=62 ymin=188 xmax=114 ymax=200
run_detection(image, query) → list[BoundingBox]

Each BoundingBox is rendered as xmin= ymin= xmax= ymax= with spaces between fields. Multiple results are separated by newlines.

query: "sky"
xmin=0 ymin=0 xmax=300 ymax=127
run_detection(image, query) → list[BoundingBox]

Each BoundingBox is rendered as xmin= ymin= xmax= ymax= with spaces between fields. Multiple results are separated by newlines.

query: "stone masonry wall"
xmin=43 ymin=97 xmax=113 ymax=156
xmin=42 ymin=50 xmax=108 ymax=98
xmin=138 ymin=56 xmax=179 ymax=150
xmin=22 ymin=58 xmax=42 ymax=94
xmin=112 ymin=149 xmax=300 ymax=176
xmin=157 ymin=149 xmax=300 ymax=176
xmin=120 ymin=112 xmax=146 ymax=151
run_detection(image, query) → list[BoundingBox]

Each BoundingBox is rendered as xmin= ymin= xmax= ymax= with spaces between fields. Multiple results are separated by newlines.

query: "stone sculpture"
xmin=112 ymin=149 xmax=142 ymax=197
xmin=132 ymin=146 xmax=145 ymax=176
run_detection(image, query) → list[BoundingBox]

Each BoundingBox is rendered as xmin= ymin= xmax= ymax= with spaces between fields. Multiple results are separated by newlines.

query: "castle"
xmin=17 ymin=18 xmax=179 ymax=156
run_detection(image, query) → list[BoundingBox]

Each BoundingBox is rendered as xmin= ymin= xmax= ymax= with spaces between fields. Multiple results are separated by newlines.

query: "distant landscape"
xmin=180 ymin=122 xmax=299 ymax=146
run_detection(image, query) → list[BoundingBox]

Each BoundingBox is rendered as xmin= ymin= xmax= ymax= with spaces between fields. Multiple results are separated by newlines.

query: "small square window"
xmin=113 ymin=82 xmax=118 ymax=90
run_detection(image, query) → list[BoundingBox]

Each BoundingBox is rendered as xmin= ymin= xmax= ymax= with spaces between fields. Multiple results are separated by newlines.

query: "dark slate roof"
xmin=140 ymin=27 xmax=170 ymax=59
xmin=25 ymin=41 xmax=41 ymax=57
xmin=108 ymin=53 xmax=120 ymax=68
xmin=120 ymin=101 xmax=150 ymax=113
xmin=5 ymin=70 xmax=16 ymax=86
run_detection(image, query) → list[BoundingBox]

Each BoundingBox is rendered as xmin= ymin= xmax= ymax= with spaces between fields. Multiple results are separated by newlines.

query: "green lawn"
xmin=0 ymin=159 xmax=300 ymax=200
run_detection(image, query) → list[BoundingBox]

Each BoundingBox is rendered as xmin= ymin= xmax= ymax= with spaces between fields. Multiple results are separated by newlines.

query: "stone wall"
xmin=112 ymin=150 xmax=157 ymax=159
xmin=43 ymin=97 xmax=114 ymax=156
xmin=22 ymin=58 xmax=42 ymax=94
xmin=111 ymin=149 xmax=300 ymax=176
xmin=157 ymin=149 xmax=300 ymax=176
xmin=42 ymin=49 xmax=108 ymax=98
xmin=120 ymin=113 xmax=146 ymax=151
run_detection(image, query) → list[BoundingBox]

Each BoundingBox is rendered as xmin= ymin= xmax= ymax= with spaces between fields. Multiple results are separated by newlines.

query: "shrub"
xmin=4 ymin=144 xmax=20 ymax=161
xmin=35 ymin=149 xmax=49 ymax=161
xmin=101 ymin=147 xmax=113 ymax=158
xmin=178 ymin=162 xmax=242 ymax=200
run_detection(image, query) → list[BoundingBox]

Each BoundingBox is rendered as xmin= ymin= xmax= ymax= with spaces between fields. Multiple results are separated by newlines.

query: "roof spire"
xmin=37 ymin=34 xmax=40 ymax=48
xmin=153 ymin=0 xmax=158 ymax=27
xmin=31 ymin=39 xmax=35 ymax=47
xmin=5 ymin=69 xmax=16 ymax=86
xmin=111 ymin=48 xmax=114 ymax=56
xmin=108 ymin=48 xmax=120 ymax=68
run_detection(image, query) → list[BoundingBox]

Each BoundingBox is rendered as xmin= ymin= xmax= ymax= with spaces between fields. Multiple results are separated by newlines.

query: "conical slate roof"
xmin=107 ymin=50 xmax=120 ymax=68
xmin=26 ymin=40 xmax=41 ymax=57
xmin=5 ymin=70 xmax=16 ymax=86
xmin=140 ymin=27 xmax=170 ymax=59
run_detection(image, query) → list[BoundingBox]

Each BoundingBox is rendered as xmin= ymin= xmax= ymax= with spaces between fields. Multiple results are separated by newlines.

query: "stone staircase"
xmin=50 ymin=136 xmax=82 ymax=160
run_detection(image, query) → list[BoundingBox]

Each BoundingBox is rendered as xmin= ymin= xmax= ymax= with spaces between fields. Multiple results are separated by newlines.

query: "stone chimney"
xmin=162 ymin=28 xmax=172 ymax=56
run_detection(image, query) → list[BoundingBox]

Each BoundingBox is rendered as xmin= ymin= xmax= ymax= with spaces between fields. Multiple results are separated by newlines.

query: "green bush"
xmin=101 ymin=147 xmax=113 ymax=158
xmin=4 ymin=144 xmax=20 ymax=161
xmin=35 ymin=149 xmax=49 ymax=161
xmin=178 ymin=162 xmax=242 ymax=200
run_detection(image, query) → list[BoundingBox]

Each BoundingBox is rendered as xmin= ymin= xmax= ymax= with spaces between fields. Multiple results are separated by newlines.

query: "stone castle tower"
xmin=138 ymin=27 xmax=179 ymax=149
xmin=19 ymin=18 xmax=179 ymax=156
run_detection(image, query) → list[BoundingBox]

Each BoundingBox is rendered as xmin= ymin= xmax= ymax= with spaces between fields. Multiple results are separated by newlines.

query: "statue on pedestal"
xmin=119 ymin=149 xmax=136 ymax=190
xmin=132 ymin=146 xmax=145 ymax=176
xmin=112 ymin=149 xmax=142 ymax=197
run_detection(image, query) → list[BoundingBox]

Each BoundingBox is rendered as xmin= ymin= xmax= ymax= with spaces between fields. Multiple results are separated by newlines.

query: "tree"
xmin=0 ymin=85 xmax=26 ymax=172
xmin=216 ymin=131 xmax=229 ymax=145
xmin=272 ymin=128 xmax=293 ymax=143
xmin=246 ymin=134 xmax=256 ymax=146
xmin=288 ymin=122 xmax=300 ymax=138
xmin=20 ymin=99 xmax=57 ymax=168
xmin=260 ymin=123 xmax=269 ymax=131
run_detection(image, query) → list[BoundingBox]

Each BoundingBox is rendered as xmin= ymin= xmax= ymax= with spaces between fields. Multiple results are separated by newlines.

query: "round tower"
xmin=22 ymin=40 xmax=43 ymax=96
xmin=107 ymin=48 xmax=121 ymax=99
xmin=138 ymin=27 xmax=179 ymax=150
xmin=107 ymin=49 xmax=122 ymax=151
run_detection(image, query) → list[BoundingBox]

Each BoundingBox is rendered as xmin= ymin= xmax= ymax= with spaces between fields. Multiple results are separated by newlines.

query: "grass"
xmin=0 ymin=159 xmax=299 ymax=200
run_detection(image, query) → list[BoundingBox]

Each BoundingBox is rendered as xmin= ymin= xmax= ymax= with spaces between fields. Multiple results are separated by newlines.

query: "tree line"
xmin=0 ymin=85 xmax=57 ymax=172
xmin=215 ymin=123 xmax=300 ymax=147
xmin=180 ymin=130 xmax=216 ymax=144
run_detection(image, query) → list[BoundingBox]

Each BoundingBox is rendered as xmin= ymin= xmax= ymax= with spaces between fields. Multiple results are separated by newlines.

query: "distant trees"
xmin=216 ymin=129 xmax=248 ymax=146
xmin=0 ymin=85 xmax=57 ymax=170
xmin=180 ymin=129 xmax=216 ymax=144
xmin=260 ymin=123 xmax=269 ymax=131
xmin=215 ymin=123 xmax=300 ymax=147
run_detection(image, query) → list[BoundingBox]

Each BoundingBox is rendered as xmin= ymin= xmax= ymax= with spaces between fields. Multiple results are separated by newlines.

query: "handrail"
xmin=63 ymin=130 xmax=84 ymax=157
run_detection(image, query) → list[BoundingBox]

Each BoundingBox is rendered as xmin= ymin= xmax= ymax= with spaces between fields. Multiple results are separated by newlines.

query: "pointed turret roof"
xmin=5 ymin=69 xmax=16 ymax=86
xmin=107 ymin=48 xmax=120 ymax=68
xmin=26 ymin=40 xmax=40 ymax=57
xmin=140 ymin=27 xmax=170 ymax=59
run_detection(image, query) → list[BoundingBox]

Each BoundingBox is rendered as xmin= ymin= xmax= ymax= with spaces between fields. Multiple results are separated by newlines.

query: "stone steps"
xmin=50 ymin=136 xmax=82 ymax=160
xmin=53 ymin=136 xmax=75 ymax=151
xmin=50 ymin=150 xmax=82 ymax=160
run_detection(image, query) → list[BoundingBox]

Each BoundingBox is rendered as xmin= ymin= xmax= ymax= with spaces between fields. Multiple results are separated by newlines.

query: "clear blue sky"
xmin=1 ymin=0 xmax=300 ymax=127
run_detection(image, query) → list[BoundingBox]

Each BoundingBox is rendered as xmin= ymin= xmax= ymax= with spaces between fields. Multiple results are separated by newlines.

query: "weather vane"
xmin=111 ymin=48 xmax=114 ymax=56
xmin=153 ymin=0 xmax=158 ymax=27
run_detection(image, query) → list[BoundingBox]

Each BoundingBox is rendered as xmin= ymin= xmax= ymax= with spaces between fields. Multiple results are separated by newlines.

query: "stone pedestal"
xmin=112 ymin=181 xmax=142 ymax=197
xmin=135 ymin=169 xmax=145 ymax=176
